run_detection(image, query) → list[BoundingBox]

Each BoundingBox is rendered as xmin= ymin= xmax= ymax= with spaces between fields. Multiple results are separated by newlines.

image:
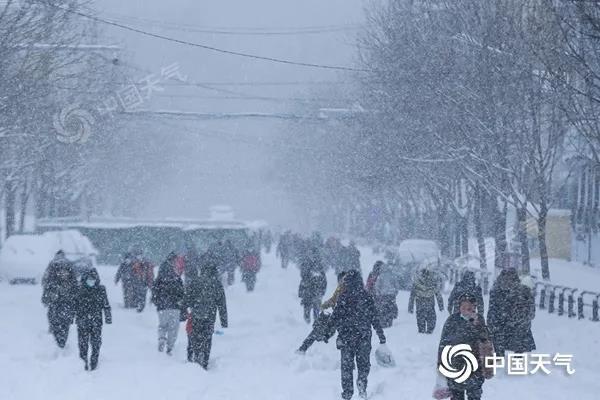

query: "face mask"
xmin=86 ymin=279 xmax=96 ymax=287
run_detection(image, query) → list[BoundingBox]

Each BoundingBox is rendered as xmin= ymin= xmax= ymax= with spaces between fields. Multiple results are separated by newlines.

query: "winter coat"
xmin=438 ymin=313 xmax=490 ymax=390
xmin=374 ymin=265 xmax=398 ymax=297
xmin=329 ymin=271 xmax=386 ymax=345
xmin=487 ymin=270 xmax=536 ymax=353
xmin=448 ymin=271 xmax=485 ymax=315
xmin=76 ymin=270 xmax=111 ymax=327
xmin=241 ymin=252 xmax=261 ymax=273
xmin=152 ymin=261 xmax=185 ymax=311
xmin=42 ymin=256 xmax=78 ymax=318
xmin=408 ymin=270 xmax=443 ymax=312
xmin=185 ymin=254 xmax=227 ymax=326
xmin=299 ymin=259 xmax=327 ymax=305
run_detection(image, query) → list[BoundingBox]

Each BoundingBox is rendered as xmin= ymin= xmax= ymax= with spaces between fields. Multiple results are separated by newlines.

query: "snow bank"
xmin=0 ymin=230 xmax=97 ymax=283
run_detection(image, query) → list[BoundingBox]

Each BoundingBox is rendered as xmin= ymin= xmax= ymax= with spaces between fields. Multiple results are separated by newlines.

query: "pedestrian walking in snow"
xmin=276 ymin=230 xmax=292 ymax=269
xmin=115 ymin=249 xmax=136 ymax=308
xmin=367 ymin=261 xmax=399 ymax=328
xmin=42 ymin=250 xmax=78 ymax=349
xmin=438 ymin=293 xmax=492 ymax=400
xmin=487 ymin=269 xmax=536 ymax=356
xmin=222 ymin=239 xmax=240 ymax=286
xmin=75 ymin=268 xmax=111 ymax=371
xmin=297 ymin=271 xmax=346 ymax=354
xmin=408 ymin=268 xmax=444 ymax=333
xmin=151 ymin=252 xmax=185 ymax=355
xmin=240 ymin=242 xmax=261 ymax=292
xmin=298 ymin=245 xmax=327 ymax=323
xmin=328 ymin=270 xmax=386 ymax=400
xmin=448 ymin=270 xmax=484 ymax=315
xmin=184 ymin=251 xmax=228 ymax=369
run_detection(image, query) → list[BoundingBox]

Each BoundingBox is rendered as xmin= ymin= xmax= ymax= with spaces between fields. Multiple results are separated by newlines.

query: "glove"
xmin=105 ymin=317 xmax=112 ymax=324
xmin=380 ymin=338 xmax=386 ymax=345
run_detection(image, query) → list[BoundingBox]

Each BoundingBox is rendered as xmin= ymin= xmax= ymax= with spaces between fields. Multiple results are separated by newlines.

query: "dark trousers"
xmin=242 ymin=271 xmax=257 ymax=292
xmin=416 ymin=301 xmax=436 ymax=333
xmin=122 ymin=281 xmax=135 ymax=308
xmin=340 ymin=337 xmax=371 ymax=399
xmin=190 ymin=318 xmax=214 ymax=369
xmin=450 ymin=389 xmax=482 ymax=400
xmin=49 ymin=306 xmax=72 ymax=348
xmin=78 ymin=322 xmax=102 ymax=369
xmin=133 ymin=285 xmax=147 ymax=312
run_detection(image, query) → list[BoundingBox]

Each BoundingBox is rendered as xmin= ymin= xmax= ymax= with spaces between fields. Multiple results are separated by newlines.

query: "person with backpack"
xmin=296 ymin=271 xmax=347 ymax=354
xmin=409 ymin=268 xmax=444 ymax=334
xmin=438 ymin=293 xmax=492 ymax=400
xmin=240 ymin=242 xmax=261 ymax=292
xmin=151 ymin=252 xmax=185 ymax=355
xmin=75 ymin=268 xmax=111 ymax=371
xmin=328 ymin=270 xmax=386 ymax=400
xmin=184 ymin=249 xmax=228 ymax=369
xmin=42 ymin=250 xmax=78 ymax=349
xmin=448 ymin=270 xmax=484 ymax=315
xmin=298 ymin=245 xmax=327 ymax=324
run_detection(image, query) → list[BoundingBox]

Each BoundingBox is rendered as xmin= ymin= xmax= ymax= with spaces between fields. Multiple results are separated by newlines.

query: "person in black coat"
xmin=298 ymin=246 xmax=327 ymax=324
xmin=76 ymin=268 xmax=111 ymax=370
xmin=438 ymin=293 xmax=490 ymax=400
xmin=487 ymin=269 xmax=536 ymax=356
xmin=42 ymin=251 xmax=78 ymax=349
xmin=328 ymin=270 xmax=386 ymax=400
xmin=184 ymin=249 xmax=228 ymax=369
xmin=448 ymin=271 xmax=484 ymax=315
xmin=151 ymin=252 xmax=185 ymax=355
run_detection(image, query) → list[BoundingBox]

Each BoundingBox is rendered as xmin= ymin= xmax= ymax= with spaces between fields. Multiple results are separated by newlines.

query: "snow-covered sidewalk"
xmin=0 ymin=250 xmax=598 ymax=400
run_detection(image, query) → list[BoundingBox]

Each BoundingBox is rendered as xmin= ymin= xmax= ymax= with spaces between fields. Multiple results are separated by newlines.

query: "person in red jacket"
xmin=240 ymin=242 xmax=261 ymax=292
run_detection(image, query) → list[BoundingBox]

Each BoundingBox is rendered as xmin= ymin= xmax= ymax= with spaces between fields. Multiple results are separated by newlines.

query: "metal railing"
xmin=535 ymin=282 xmax=599 ymax=322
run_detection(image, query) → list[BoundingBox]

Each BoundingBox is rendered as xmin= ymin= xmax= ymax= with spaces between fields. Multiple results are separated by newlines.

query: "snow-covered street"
xmin=1 ymin=250 xmax=599 ymax=400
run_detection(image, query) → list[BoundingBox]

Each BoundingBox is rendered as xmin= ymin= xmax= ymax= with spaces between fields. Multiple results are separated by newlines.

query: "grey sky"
xmin=95 ymin=0 xmax=365 ymax=229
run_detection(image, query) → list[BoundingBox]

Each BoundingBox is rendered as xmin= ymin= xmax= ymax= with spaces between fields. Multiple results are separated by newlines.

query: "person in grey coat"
xmin=151 ymin=252 xmax=185 ymax=355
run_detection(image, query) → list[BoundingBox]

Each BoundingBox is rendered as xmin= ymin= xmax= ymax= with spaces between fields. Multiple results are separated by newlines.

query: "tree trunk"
xmin=4 ymin=180 xmax=17 ymax=239
xmin=473 ymin=186 xmax=489 ymax=293
xmin=538 ymin=205 xmax=551 ymax=280
xmin=18 ymin=180 xmax=30 ymax=233
xmin=517 ymin=202 xmax=531 ymax=275
xmin=494 ymin=198 xmax=508 ymax=271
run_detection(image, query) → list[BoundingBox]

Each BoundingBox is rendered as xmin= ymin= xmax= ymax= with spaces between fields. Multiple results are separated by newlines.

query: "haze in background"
xmin=97 ymin=0 xmax=365 ymax=229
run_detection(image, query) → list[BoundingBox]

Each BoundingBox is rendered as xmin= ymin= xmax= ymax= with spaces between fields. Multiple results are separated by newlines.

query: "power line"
xmin=103 ymin=14 xmax=360 ymax=36
xmin=100 ymin=12 xmax=361 ymax=33
xmin=44 ymin=2 xmax=367 ymax=73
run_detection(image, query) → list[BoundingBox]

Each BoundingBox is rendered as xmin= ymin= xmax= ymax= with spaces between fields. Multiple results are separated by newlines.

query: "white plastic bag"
xmin=374 ymin=344 xmax=396 ymax=368
xmin=432 ymin=373 xmax=451 ymax=399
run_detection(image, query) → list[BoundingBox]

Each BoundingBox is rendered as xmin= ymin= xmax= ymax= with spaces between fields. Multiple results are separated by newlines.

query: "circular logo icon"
xmin=438 ymin=344 xmax=479 ymax=383
xmin=53 ymin=105 xmax=94 ymax=144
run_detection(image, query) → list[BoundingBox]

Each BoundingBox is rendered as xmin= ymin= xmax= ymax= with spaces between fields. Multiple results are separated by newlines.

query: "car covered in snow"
xmin=384 ymin=239 xmax=442 ymax=290
xmin=0 ymin=230 xmax=98 ymax=284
